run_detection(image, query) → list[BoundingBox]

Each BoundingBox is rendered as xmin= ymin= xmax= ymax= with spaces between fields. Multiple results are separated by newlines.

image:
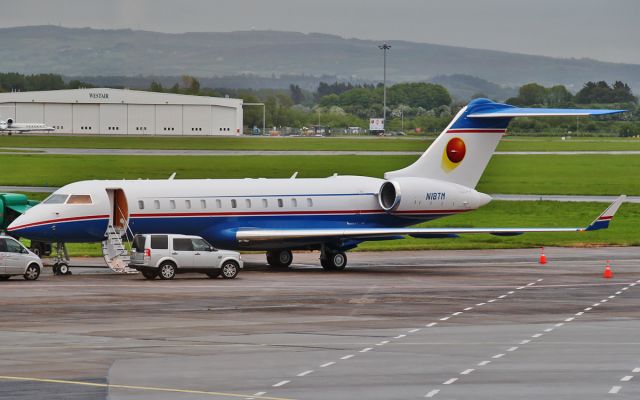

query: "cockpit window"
xmin=67 ymin=195 xmax=93 ymax=204
xmin=43 ymin=194 xmax=69 ymax=204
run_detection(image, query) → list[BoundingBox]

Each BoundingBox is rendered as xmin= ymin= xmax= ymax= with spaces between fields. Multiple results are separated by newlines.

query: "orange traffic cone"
xmin=603 ymin=260 xmax=613 ymax=279
xmin=539 ymin=247 xmax=547 ymax=265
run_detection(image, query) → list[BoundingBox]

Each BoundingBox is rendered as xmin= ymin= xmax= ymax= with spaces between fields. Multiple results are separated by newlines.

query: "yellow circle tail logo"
xmin=441 ymin=137 xmax=466 ymax=172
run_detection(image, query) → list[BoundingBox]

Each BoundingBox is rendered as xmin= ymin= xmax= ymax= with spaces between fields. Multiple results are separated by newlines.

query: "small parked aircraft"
xmin=0 ymin=118 xmax=54 ymax=134
xmin=8 ymin=98 xmax=626 ymax=270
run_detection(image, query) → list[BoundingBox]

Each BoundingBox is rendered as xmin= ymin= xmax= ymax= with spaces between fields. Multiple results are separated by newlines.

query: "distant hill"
xmin=1 ymin=26 xmax=639 ymax=94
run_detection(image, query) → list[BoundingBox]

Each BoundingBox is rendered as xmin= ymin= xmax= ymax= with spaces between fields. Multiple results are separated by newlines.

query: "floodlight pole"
xmin=378 ymin=43 xmax=391 ymax=130
xmin=244 ymin=102 xmax=265 ymax=135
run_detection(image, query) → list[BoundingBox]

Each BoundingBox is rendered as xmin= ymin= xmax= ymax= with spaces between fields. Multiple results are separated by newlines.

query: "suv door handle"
xmin=194 ymin=252 xmax=201 ymax=255
xmin=171 ymin=252 xmax=178 ymax=255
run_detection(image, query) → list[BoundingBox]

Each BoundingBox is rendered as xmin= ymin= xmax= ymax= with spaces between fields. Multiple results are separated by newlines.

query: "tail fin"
xmin=385 ymin=98 xmax=626 ymax=188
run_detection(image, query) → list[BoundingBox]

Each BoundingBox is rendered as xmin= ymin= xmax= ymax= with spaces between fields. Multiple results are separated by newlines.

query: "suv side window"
xmin=5 ymin=239 xmax=24 ymax=253
xmin=192 ymin=238 xmax=211 ymax=251
xmin=173 ymin=238 xmax=193 ymax=251
xmin=150 ymin=235 xmax=168 ymax=249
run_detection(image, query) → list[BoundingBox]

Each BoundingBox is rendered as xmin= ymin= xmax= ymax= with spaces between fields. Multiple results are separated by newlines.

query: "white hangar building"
xmin=0 ymin=88 xmax=243 ymax=135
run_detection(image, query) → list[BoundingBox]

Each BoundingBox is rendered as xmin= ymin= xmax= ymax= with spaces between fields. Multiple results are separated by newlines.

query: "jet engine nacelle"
xmin=378 ymin=177 xmax=492 ymax=215
xmin=6 ymin=118 xmax=13 ymax=127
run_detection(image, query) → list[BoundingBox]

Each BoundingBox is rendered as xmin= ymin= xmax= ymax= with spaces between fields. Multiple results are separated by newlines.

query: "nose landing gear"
xmin=51 ymin=242 xmax=72 ymax=276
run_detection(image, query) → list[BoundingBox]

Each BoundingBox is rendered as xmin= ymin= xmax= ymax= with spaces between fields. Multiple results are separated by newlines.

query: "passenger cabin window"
xmin=173 ymin=238 xmax=193 ymax=251
xmin=262 ymin=199 xmax=268 ymax=208
xmin=307 ymin=198 xmax=313 ymax=207
xmin=277 ymin=199 xmax=284 ymax=208
xmin=185 ymin=200 xmax=192 ymax=209
xmin=66 ymin=195 xmax=92 ymax=204
xmin=170 ymin=200 xmax=176 ymax=209
xmin=138 ymin=200 xmax=145 ymax=210
xmin=150 ymin=235 xmax=168 ymax=249
xmin=154 ymin=200 xmax=160 ymax=209
xmin=43 ymin=194 xmax=69 ymax=204
xmin=200 ymin=199 xmax=206 ymax=209
xmin=291 ymin=198 xmax=298 ymax=207
xmin=216 ymin=199 xmax=222 ymax=208
xmin=245 ymin=199 xmax=251 ymax=208
xmin=231 ymin=199 xmax=237 ymax=208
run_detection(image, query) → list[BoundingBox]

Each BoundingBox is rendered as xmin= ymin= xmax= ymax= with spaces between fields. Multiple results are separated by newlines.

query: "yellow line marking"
xmin=0 ymin=376 xmax=294 ymax=400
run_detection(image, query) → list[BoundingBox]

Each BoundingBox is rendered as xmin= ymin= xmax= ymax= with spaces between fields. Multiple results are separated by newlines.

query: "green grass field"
xmin=1 ymin=153 xmax=638 ymax=196
xmin=28 ymin=200 xmax=637 ymax=257
xmin=1 ymin=135 xmax=640 ymax=152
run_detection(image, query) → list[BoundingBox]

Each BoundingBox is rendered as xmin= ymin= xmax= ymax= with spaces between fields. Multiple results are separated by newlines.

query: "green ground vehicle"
xmin=0 ymin=193 xmax=51 ymax=257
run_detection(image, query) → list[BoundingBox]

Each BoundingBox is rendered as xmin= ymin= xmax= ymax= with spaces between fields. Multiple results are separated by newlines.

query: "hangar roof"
xmin=0 ymin=88 xmax=243 ymax=108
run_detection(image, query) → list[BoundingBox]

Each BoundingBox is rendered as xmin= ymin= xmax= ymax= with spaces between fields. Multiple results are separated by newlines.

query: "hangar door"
xmin=72 ymin=104 xmax=99 ymax=134
xmin=100 ymin=104 xmax=127 ymax=134
xmin=16 ymin=103 xmax=44 ymax=123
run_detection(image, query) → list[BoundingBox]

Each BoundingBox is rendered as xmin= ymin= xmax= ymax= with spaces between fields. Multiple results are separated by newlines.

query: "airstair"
xmin=102 ymin=224 xmax=137 ymax=274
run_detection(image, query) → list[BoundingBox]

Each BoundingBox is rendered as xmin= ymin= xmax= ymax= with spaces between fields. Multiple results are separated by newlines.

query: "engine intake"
xmin=378 ymin=181 xmax=401 ymax=212
xmin=6 ymin=118 xmax=13 ymax=127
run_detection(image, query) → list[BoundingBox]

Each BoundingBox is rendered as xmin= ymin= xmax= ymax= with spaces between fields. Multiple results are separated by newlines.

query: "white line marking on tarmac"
xmin=394 ymin=335 xmax=406 ymax=339
xmin=520 ymin=340 xmax=531 ymax=345
xmin=478 ymin=361 xmax=491 ymax=366
xmin=296 ymin=370 xmax=313 ymax=377
xmin=340 ymin=355 xmax=354 ymax=360
xmin=575 ymin=312 xmax=584 ymax=316
xmin=585 ymin=307 xmax=592 ymax=311
xmin=601 ymin=299 xmax=609 ymax=303
xmin=498 ymin=295 xmax=507 ymax=299
xmin=272 ymin=381 xmax=289 ymax=388
xmin=376 ymin=341 xmax=389 ymax=346
xmin=320 ymin=362 xmax=335 ymax=368
xmin=527 ymin=282 xmax=535 ymax=286
xmin=621 ymin=287 xmax=629 ymax=291
xmin=476 ymin=303 xmax=486 ymax=306
xmin=517 ymin=286 xmax=525 ymax=290
xmin=544 ymin=328 xmax=554 ymax=332
xmin=464 ymin=307 xmax=473 ymax=311
xmin=460 ymin=369 xmax=475 ymax=375
xmin=609 ymin=295 xmax=616 ymax=299
xmin=409 ymin=328 xmax=421 ymax=333
xmin=443 ymin=378 xmax=458 ymax=385
xmin=609 ymin=386 xmax=621 ymax=394
xmin=492 ymin=354 xmax=505 ymax=359
xmin=631 ymin=283 xmax=637 ymax=287
xmin=565 ymin=317 xmax=575 ymax=322
xmin=488 ymin=299 xmax=496 ymax=303
xmin=426 ymin=322 xmax=438 ymax=327
xmin=452 ymin=312 xmax=462 ymax=316
xmin=537 ymin=278 xmax=544 ymax=282
xmin=620 ymin=376 xmax=633 ymax=382
xmin=633 ymin=367 xmax=640 ymax=373
xmin=532 ymin=333 xmax=543 ymax=338
xmin=508 ymin=291 xmax=515 ymax=294
xmin=616 ymin=291 xmax=622 ymax=295
xmin=359 ymin=348 xmax=372 ymax=353
xmin=507 ymin=346 xmax=519 ymax=352
xmin=425 ymin=389 xmax=440 ymax=398
xmin=253 ymin=392 xmax=266 ymax=396
xmin=440 ymin=317 xmax=450 ymax=321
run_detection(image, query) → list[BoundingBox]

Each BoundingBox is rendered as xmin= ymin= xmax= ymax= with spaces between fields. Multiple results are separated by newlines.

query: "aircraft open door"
xmin=106 ymin=188 xmax=129 ymax=233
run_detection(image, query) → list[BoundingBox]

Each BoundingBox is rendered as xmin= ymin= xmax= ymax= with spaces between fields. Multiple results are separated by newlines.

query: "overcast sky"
xmin=1 ymin=0 xmax=638 ymax=64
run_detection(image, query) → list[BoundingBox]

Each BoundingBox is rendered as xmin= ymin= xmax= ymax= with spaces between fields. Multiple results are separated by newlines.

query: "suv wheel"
xmin=158 ymin=262 xmax=176 ymax=280
xmin=141 ymin=270 xmax=158 ymax=280
xmin=220 ymin=260 xmax=239 ymax=279
xmin=24 ymin=264 xmax=41 ymax=281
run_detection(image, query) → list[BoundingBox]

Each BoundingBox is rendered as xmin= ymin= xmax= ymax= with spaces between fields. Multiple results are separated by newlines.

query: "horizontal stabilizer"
xmin=468 ymin=108 xmax=626 ymax=118
xmin=236 ymin=196 xmax=625 ymax=243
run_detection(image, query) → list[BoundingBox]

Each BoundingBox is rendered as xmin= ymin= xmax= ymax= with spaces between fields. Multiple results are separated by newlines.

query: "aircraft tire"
xmin=266 ymin=250 xmax=293 ymax=268
xmin=321 ymin=252 xmax=347 ymax=271
xmin=57 ymin=263 xmax=70 ymax=275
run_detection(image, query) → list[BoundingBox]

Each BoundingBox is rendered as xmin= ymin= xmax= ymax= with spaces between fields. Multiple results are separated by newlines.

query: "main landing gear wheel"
xmin=53 ymin=262 xmax=71 ymax=276
xmin=266 ymin=250 xmax=293 ymax=268
xmin=321 ymin=252 xmax=347 ymax=271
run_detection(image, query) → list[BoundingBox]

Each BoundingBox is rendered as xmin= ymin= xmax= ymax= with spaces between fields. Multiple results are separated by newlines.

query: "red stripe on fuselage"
xmin=129 ymin=209 xmax=468 ymax=218
xmin=447 ymin=129 xmax=506 ymax=134
xmin=7 ymin=214 xmax=110 ymax=231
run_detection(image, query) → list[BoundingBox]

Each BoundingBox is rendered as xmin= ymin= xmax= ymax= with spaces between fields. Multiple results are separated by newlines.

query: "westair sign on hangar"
xmin=0 ymin=88 xmax=243 ymax=135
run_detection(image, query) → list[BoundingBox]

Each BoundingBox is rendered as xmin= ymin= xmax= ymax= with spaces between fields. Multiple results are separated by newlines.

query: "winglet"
xmin=585 ymin=195 xmax=626 ymax=231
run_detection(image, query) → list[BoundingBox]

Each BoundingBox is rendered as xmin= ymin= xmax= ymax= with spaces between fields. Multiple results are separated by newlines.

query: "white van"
xmin=129 ymin=234 xmax=242 ymax=280
xmin=0 ymin=235 xmax=43 ymax=281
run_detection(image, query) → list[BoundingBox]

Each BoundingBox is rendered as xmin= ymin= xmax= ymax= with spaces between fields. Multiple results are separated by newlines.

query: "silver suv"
xmin=129 ymin=234 xmax=243 ymax=280
xmin=0 ymin=235 xmax=43 ymax=281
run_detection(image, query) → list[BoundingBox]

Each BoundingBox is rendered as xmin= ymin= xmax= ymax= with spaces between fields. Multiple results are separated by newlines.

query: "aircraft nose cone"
xmin=7 ymin=214 xmax=30 ymax=237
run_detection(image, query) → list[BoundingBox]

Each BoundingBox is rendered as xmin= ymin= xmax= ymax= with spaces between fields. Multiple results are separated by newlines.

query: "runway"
xmin=1 ymin=147 xmax=639 ymax=156
xmin=0 ymin=247 xmax=639 ymax=399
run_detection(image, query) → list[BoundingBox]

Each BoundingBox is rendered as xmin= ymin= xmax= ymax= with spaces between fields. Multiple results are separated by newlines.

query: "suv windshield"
xmin=192 ymin=238 xmax=211 ymax=251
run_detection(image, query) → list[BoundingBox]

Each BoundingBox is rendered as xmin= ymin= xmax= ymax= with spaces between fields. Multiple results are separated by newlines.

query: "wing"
xmin=236 ymin=196 xmax=626 ymax=244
